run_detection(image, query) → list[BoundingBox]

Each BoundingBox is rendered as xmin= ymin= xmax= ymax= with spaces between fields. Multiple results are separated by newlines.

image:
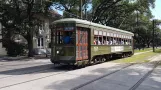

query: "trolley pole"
xmin=152 ymin=19 xmax=155 ymax=52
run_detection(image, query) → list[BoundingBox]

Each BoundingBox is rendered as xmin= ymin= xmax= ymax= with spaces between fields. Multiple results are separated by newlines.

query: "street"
xmin=0 ymin=55 xmax=161 ymax=90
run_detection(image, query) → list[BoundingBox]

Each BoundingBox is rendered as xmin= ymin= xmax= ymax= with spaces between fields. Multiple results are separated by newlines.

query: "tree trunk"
xmin=27 ymin=30 xmax=34 ymax=57
xmin=147 ymin=43 xmax=150 ymax=48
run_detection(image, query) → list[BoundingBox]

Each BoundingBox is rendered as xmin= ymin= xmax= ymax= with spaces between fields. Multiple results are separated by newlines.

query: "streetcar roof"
xmin=53 ymin=18 xmax=134 ymax=36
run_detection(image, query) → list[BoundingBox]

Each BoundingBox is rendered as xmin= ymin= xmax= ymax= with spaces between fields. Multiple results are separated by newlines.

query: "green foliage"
xmin=6 ymin=41 xmax=27 ymax=57
xmin=0 ymin=0 xmax=54 ymax=57
xmin=90 ymin=0 xmax=160 ymax=48
xmin=52 ymin=0 xmax=91 ymax=18
xmin=48 ymin=0 xmax=161 ymax=48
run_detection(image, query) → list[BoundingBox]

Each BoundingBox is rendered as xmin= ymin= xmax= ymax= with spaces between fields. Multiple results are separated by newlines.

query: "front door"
xmin=76 ymin=27 xmax=89 ymax=60
xmin=37 ymin=37 xmax=44 ymax=48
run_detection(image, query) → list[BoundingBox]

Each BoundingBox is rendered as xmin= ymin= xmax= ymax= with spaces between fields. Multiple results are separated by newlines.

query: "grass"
xmin=112 ymin=48 xmax=161 ymax=64
xmin=134 ymin=48 xmax=152 ymax=53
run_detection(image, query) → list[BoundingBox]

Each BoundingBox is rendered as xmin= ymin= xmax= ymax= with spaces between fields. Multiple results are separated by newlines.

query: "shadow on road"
xmin=0 ymin=64 xmax=78 ymax=75
xmin=44 ymin=63 xmax=161 ymax=90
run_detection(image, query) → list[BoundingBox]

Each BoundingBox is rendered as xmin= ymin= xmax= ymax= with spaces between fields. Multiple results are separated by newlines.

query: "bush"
xmin=6 ymin=41 xmax=27 ymax=57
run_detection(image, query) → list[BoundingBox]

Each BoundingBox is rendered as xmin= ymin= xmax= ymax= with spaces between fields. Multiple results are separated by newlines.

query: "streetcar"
xmin=50 ymin=18 xmax=134 ymax=66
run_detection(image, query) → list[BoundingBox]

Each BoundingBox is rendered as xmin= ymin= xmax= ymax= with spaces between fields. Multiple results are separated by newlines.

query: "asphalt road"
xmin=0 ymin=55 xmax=160 ymax=90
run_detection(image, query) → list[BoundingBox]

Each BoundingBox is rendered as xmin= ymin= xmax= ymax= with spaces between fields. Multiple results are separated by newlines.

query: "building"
xmin=0 ymin=10 xmax=61 ymax=56
xmin=32 ymin=10 xmax=62 ymax=55
xmin=0 ymin=23 xmax=7 ymax=55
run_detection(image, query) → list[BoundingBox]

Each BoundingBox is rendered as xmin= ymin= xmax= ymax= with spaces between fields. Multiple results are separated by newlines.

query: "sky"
xmin=151 ymin=0 xmax=161 ymax=20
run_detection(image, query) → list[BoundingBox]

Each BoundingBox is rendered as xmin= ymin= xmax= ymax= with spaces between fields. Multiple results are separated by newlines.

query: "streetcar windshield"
xmin=55 ymin=31 xmax=75 ymax=45
xmin=54 ymin=23 xmax=75 ymax=45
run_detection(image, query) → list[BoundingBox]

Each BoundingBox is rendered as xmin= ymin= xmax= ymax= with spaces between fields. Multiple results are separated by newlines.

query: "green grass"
xmin=112 ymin=49 xmax=161 ymax=64
xmin=155 ymin=49 xmax=161 ymax=53
xmin=134 ymin=48 xmax=152 ymax=53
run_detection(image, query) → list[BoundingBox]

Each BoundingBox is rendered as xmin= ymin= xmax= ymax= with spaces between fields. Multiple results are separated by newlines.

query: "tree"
xmin=0 ymin=0 xmax=54 ymax=57
xmin=51 ymin=0 xmax=92 ymax=19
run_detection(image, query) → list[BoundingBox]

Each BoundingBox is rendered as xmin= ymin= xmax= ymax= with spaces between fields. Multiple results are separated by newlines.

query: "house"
xmin=0 ymin=10 xmax=61 ymax=56
xmin=0 ymin=23 xmax=7 ymax=55
xmin=32 ymin=10 xmax=62 ymax=55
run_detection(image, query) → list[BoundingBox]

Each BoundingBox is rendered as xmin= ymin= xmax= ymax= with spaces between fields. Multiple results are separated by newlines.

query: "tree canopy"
xmin=52 ymin=0 xmax=160 ymax=48
xmin=0 ymin=0 xmax=55 ymax=56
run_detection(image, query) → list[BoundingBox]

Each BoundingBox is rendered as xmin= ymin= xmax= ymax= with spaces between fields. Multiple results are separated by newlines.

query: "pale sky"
xmin=151 ymin=0 xmax=161 ymax=20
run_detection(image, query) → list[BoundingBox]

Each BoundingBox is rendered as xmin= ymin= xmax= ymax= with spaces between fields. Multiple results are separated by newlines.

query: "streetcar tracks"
xmin=0 ymin=61 xmax=160 ymax=90
xmin=71 ymin=63 xmax=134 ymax=90
xmin=71 ymin=62 xmax=160 ymax=90
xmin=0 ymin=60 xmax=50 ymax=67
xmin=129 ymin=61 xmax=161 ymax=90
xmin=0 ymin=63 xmax=132 ymax=89
xmin=0 ymin=71 xmax=66 ymax=89
xmin=0 ymin=64 xmax=54 ymax=79
xmin=0 ymin=65 xmax=71 ymax=89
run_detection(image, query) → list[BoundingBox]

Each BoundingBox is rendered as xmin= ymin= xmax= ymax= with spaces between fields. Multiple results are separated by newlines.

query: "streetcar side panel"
xmin=90 ymin=26 xmax=133 ymax=60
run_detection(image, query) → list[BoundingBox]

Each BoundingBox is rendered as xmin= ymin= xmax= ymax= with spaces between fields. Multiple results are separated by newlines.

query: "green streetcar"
xmin=50 ymin=18 xmax=134 ymax=66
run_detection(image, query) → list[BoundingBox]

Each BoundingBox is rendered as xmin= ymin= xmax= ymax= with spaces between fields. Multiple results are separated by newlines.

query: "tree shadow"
xmin=0 ymin=64 xmax=78 ymax=76
xmin=44 ymin=63 xmax=161 ymax=90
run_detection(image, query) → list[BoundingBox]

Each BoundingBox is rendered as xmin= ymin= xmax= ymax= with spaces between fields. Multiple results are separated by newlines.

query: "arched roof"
xmin=53 ymin=18 xmax=134 ymax=36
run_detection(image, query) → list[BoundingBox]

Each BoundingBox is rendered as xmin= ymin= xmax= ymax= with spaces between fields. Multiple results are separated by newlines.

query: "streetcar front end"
xmin=50 ymin=22 xmax=76 ymax=65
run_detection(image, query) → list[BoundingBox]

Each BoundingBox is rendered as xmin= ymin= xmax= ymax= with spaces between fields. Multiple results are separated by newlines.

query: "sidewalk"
xmin=0 ymin=55 xmax=50 ymax=62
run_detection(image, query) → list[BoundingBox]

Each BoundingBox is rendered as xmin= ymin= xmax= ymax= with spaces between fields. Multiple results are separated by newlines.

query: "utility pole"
xmin=85 ymin=0 xmax=87 ymax=19
xmin=136 ymin=10 xmax=140 ymax=50
xmin=152 ymin=19 xmax=155 ymax=52
xmin=80 ymin=0 xmax=83 ymax=19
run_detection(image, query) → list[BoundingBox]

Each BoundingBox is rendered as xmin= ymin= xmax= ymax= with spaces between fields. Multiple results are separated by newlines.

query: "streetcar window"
xmin=94 ymin=36 xmax=97 ymax=45
xmin=113 ymin=38 xmax=117 ymax=45
xmin=55 ymin=31 xmax=75 ymax=45
xmin=94 ymin=35 xmax=102 ymax=45
xmin=116 ymin=37 xmax=118 ymax=45
xmin=121 ymin=39 xmax=124 ymax=45
xmin=106 ymin=37 xmax=110 ymax=45
xmin=129 ymin=39 xmax=132 ymax=45
xmin=103 ymin=36 xmax=106 ymax=45
xmin=128 ymin=39 xmax=131 ymax=45
xmin=125 ymin=39 xmax=128 ymax=45
xmin=124 ymin=39 xmax=126 ymax=45
xmin=98 ymin=36 xmax=102 ymax=45
xmin=110 ymin=37 xmax=113 ymax=45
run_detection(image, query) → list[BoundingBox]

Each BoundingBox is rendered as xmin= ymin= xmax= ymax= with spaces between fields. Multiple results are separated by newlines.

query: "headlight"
xmin=57 ymin=51 xmax=59 ymax=54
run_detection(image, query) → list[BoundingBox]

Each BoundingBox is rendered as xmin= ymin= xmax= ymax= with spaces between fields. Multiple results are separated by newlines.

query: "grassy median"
xmin=112 ymin=49 xmax=161 ymax=64
xmin=134 ymin=48 xmax=152 ymax=53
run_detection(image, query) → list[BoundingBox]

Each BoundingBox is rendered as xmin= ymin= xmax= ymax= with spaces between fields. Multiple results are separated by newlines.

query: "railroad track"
xmin=0 ymin=61 xmax=159 ymax=90
xmin=71 ymin=63 xmax=134 ymax=90
xmin=0 ymin=64 xmax=70 ymax=89
xmin=0 ymin=60 xmax=50 ymax=67
xmin=71 ymin=61 xmax=161 ymax=90
xmin=129 ymin=61 xmax=161 ymax=90
xmin=0 ymin=63 xmax=133 ymax=89
xmin=0 ymin=64 xmax=55 ymax=79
